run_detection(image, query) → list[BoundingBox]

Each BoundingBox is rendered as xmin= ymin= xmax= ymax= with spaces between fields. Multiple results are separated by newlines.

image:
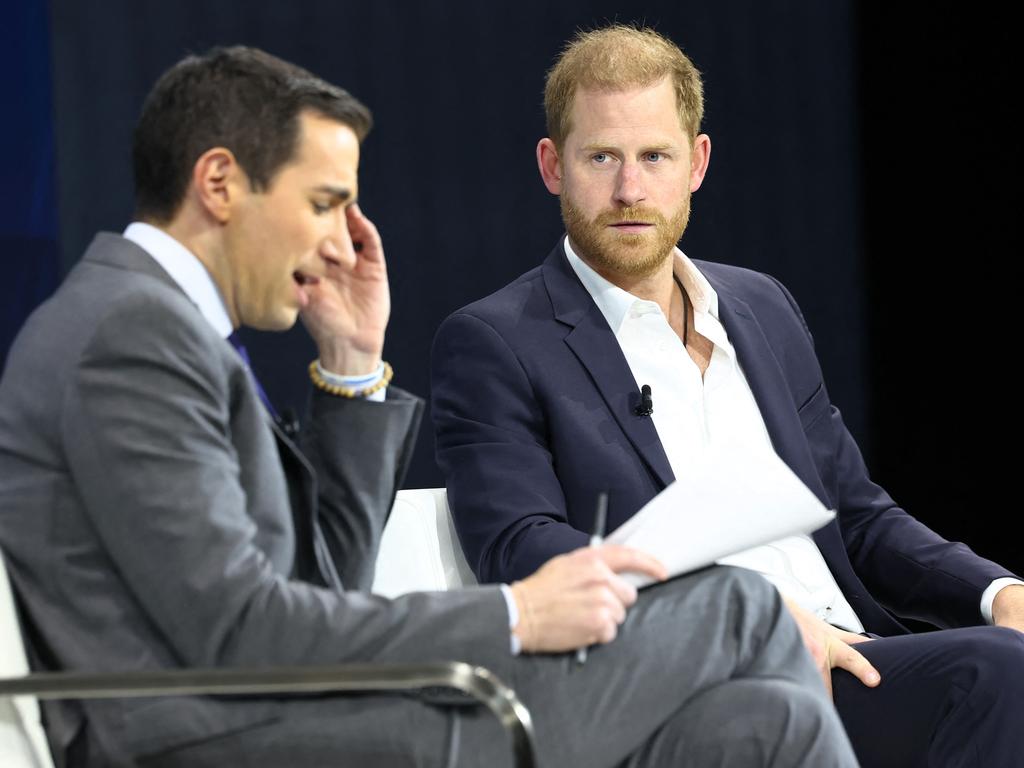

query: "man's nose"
xmin=614 ymin=162 xmax=646 ymax=207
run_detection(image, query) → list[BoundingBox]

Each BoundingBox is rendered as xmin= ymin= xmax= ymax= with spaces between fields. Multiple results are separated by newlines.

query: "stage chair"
xmin=373 ymin=487 xmax=477 ymax=596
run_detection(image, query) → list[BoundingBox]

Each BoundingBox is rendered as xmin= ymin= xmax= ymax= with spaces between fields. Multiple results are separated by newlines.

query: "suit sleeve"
xmin=431 ymin=311 xmax=588 ymax=583
xmin=61 ymin=297 xmax=513 ymax=677
xmin=300 ymin=386 xmax=423 ymax=591
xmin=769 ymin=276 xmax=1016 ymax=628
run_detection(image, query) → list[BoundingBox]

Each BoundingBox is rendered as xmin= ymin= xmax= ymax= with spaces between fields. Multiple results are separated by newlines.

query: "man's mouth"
xmin=292 ymin=271 xmax=319 ymax=308
xmin=609 ymin=221 xmax=655 ymax=233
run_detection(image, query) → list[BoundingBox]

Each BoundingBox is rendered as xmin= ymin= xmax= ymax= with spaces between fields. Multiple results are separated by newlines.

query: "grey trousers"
xmin=138 ymin=567 xmax=857 ymax=767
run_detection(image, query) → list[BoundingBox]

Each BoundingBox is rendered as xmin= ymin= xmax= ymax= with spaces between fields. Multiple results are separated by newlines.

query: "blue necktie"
xmin=227 ymin=332 xmax=278 ymax=419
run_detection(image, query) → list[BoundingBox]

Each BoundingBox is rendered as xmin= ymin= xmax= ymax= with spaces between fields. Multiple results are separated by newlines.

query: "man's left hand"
xmin=301 ymin=203 xmax=390 ymax=375
xmin=782 ymin=596 xmax=880 ymax=699
xmin=993 ymin=584 xmax=1024 ymax=633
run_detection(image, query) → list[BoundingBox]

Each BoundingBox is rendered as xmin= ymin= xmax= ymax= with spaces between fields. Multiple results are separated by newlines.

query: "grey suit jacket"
xmin=0 ymin=234 xmax=511 ymax=764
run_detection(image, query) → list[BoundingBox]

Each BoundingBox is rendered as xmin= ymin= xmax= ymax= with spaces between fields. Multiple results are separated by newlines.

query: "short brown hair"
xmin=544 ymin=25 xmax=704 ymax=147
xmin=133 ymin=46 xmax=372 ymax=224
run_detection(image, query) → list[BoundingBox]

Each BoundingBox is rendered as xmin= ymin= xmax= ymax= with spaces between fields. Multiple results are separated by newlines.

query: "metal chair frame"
xmin=0 ymin=661 xmax=536 ymax=767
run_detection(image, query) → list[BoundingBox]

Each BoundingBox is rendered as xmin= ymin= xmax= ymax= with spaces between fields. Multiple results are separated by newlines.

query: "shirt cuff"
xmin=499 ymin=583 xmax=521 ymax=655
xmin=980 ymin=578 xmax=1024 ymax=624
xmin=316 ymin=360 xmax=387 ymax=402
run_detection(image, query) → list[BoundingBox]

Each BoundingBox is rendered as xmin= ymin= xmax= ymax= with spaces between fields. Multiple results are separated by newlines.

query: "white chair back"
xmin=373 ymin=488 xmax=477 ymax=597
xmin=0 ymin=552 xmax=54 ymax=768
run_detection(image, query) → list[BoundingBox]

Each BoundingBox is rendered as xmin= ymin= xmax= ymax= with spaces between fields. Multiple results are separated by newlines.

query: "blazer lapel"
xmin=711 ymin=288 xmax=824 ymax=493
xmin=542 ymin=244 xmax=675 ymax=489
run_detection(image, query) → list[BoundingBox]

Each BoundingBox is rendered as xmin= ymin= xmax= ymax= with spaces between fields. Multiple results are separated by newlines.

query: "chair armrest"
xmin=0 ymin=662 xmax=535 ymax=768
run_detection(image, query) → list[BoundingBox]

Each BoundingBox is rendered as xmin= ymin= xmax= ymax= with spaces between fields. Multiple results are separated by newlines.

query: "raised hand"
xmin=301 ymin=203 xmax=390 ymax=375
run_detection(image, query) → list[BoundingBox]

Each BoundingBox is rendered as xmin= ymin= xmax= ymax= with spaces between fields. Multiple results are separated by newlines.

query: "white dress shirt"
xmin=124 ymin=222 xmax=234 ymax=338
xmin=565 ymin=238 xmax=1021 ymax=631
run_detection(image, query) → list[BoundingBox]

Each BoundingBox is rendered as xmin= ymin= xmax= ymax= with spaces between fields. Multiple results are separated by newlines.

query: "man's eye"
xmin=592 ymin=153 xmax=609 ymax=164
xmin=645 ymin=152 xmax=662 ymax=162
xmin=312 ymin=201 xmax=333 ymax=215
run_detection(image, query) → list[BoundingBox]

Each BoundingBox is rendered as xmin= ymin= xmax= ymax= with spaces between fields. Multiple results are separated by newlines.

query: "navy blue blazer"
xmin=432 ymin=240 xmax=1016 ymax=636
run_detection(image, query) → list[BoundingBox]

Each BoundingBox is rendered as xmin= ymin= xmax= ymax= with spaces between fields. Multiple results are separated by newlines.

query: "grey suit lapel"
xmin=542 ymin=244 xmax=675 ymax=489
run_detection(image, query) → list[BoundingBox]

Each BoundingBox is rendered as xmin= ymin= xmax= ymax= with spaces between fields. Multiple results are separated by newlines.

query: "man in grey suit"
xmin=0 ymin=46 xmax=857 ymax=766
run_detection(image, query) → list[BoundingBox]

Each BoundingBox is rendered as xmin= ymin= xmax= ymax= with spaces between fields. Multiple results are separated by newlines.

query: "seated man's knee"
xmin=970 ymin=627 xmax=1024 ymax=691
xmin=682 ymin=678 xmax=850 ymax=767
xmin=677 ymin=564 xmax=777 ymax=603
xmin=710 ymin=565 xmax=782 ymax=619
xmin=655 ymin=566 xmax=785 ymax=639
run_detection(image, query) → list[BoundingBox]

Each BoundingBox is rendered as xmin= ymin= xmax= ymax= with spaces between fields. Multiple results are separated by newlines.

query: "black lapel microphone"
xmin=276 ymin=407 xmax=301 ymax=439
xmin=634 ymin=384 xmax=654 ymax=417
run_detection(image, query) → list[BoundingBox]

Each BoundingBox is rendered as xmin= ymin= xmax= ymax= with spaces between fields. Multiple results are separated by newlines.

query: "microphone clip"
xmin=276 ymin=407 xmax=301 ymax=439
xmin=634 ymin=384 xmax=653 ymax=417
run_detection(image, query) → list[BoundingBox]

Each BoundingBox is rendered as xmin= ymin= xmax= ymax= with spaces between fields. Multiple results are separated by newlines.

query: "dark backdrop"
xmin=46 ymin=0 xmax=866 ymax=473
xmin=2 ymin=1 xmax=1017 ymax=574
xmin=859 ymin=5 xmax=1021 ymax=577
xmin=1 ymin=2 xmax=60 ymax=374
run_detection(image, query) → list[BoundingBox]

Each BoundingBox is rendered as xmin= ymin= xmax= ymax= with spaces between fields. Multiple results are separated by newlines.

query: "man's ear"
xmin=537 ymin=138 xmax=563 ymax=195
xmin=191 ymin=147 xmax=243 ymax=224
xmin=689 ymin=134 xmax=712 ymax=193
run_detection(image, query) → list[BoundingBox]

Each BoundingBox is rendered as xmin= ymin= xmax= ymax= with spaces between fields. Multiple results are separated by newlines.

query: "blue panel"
xmin=0 ymin=1 xmax=60 ymax=369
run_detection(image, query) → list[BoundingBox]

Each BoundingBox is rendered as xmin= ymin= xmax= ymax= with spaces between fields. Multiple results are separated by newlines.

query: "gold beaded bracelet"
xmin=308 ymin=359 xmax=393 ymax=399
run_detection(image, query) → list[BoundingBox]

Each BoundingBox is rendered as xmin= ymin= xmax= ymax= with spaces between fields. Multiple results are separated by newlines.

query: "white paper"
xmin=606 ymin=440 xmax=835 ymax=588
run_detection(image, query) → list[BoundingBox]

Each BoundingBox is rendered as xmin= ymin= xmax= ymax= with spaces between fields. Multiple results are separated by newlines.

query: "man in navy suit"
xmin=432 ymin=24 xmax=1024 ymax=766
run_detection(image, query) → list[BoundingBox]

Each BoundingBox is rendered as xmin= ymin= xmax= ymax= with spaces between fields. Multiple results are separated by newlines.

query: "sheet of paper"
xmin=606 ymin=440 xmax=835 ymax=588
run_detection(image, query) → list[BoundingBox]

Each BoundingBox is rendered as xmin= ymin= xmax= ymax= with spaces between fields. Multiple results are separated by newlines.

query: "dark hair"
xmin=132 ymin=46 xmax=372 ymax=223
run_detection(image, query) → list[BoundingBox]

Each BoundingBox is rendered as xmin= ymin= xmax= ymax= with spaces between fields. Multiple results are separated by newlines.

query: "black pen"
xmin=576 ymin=491 xmax=609 ymax=665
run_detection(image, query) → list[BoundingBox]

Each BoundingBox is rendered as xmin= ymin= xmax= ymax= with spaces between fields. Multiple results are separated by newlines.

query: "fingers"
xmin=572 ymin=579 xmax=628 ymax=646
xmin=596 ymin=544 xmax=668 ymax=582
xmin=828 ymin=636 xmax=881 ymax=688
xmin=591 ymin=590 xmax=627 ymax=639
xmin=551 ymin=548 xmax=638 ymax=607
xmin=345 ymin=203 xmax=383 ymax=261
xmin=838 ymin=629 xmax=874 ymax=646
xmin=822 ymin=658 xmax=833 ymax=700
xmin=832 ymin=628 xmax=880 ymax=684
xmin=320 ymin=219 xmax=357 ymax=273
xmin=604 ymin=571 xmax=638 ymax=609
xmin=783 ymin=597 xmax=880 ymax=693
xmin=514 ymin=548 xmax=641 ymax=653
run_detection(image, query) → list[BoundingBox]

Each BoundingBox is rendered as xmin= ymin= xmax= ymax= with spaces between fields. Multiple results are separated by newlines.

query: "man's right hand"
xmin=509 ymin=545 xmax=668 ymax=653
xmin=782 ymin=596 xmax=880 ymax=698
